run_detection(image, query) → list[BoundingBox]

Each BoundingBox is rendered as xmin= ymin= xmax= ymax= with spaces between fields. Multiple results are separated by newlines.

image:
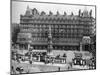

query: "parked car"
xmin=73 ymin=56 xmax=86 ymax=66
xmin=16 ymin=67 xmax=24 ymax=73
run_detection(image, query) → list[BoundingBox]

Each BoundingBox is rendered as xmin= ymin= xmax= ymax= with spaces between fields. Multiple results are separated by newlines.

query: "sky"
xmin=12 ymin=0 xmax=95 ymax=23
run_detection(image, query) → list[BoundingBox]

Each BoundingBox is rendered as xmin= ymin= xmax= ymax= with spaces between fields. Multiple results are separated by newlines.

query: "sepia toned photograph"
xmin=11 ymin=0 xmax=96 ymax=74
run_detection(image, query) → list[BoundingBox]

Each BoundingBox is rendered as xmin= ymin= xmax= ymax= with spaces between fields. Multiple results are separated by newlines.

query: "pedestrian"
xmin=11 ymin=66 xmax=16 ymax=74
xmin=16 ymin=58 xmax=20 ymax=63
xmin=68 ymin=65 xmax=70 ymax=70
xmin=58 ymin=67 xmax=60 ymax=71
xmin=11 ymin=66 xmax=14 ymax=74
xmin=29 ymin=60 xmax=32 ymax=64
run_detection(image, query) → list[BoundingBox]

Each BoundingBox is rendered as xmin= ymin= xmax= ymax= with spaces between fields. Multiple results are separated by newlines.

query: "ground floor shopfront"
xmin=16 ymin=43 xmax=84 ymax=51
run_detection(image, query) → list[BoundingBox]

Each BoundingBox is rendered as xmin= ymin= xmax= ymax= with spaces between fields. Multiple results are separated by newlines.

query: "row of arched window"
xmin=30 ymin=45 xmax=79 ymax=50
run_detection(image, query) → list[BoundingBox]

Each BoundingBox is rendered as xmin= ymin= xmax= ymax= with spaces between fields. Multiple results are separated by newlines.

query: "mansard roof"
xmin=21 ymin=6 xmax=93 ymax=21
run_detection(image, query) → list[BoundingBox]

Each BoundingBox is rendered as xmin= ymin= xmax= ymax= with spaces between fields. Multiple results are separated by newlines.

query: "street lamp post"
xmin=80 ymin=42 xmax=82 ymax=52
xmin=28 ymin=43 xmax=30 ymax=50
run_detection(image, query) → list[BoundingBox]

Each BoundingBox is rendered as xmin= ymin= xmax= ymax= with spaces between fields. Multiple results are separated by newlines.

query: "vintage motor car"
xmin=73 ymin=53 xmax=86 ymax=66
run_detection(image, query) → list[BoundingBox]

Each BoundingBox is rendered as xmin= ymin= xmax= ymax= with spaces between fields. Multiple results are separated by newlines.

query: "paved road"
xmin=11 ymin=50 xmax=91 ymax=74
xmin=11 ymin=60 xmax=71 ymax=74
xmin=11 ymin=60 xmax=89 ymax=74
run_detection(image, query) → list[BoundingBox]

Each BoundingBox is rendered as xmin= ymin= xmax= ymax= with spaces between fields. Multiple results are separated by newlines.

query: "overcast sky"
xmin=12 ymin=1 xmax=95 ymax=23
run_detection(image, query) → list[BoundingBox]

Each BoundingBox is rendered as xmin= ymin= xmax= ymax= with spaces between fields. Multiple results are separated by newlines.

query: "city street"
xmin=11 ymin=49 xmax=92 ymax=74
xmin=11 ymin=1 xmax=96 ymax=74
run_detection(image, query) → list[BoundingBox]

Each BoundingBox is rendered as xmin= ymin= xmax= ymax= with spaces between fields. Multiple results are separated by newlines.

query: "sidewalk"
xmin=20 ymin=61 xmax=68 ymax=67
xmin=72 ymin=65 xmax=89 ymax=69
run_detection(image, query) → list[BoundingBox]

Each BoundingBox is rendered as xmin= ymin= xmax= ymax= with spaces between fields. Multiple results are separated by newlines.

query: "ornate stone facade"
xmin=17 ymin=6 xmax=95 ymax=51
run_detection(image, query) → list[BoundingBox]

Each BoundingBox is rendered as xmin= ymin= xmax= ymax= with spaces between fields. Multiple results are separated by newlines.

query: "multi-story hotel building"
xmin=17 ymin=6 xmax=95 ymax=51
